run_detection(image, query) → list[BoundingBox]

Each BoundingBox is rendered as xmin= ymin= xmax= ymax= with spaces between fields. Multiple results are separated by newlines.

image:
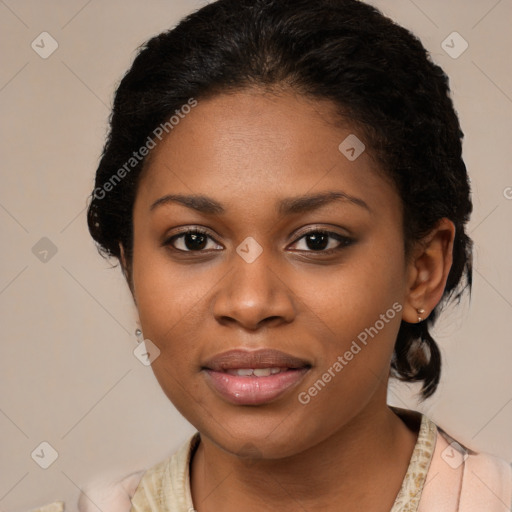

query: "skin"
xmin=120 ymin=88 xmax=455 ymax=511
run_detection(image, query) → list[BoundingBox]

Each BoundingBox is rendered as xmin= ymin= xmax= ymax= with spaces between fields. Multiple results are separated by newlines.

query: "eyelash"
xmin=163 ymin=227 xmax=354 ymax=256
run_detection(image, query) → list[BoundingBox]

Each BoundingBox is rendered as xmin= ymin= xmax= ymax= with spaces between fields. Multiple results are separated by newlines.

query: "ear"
xmin=402 ymin=218 xmax=455 ymax=324
xmin=119 ymin=243 xmax=135 ymax=300
xmin=119 ymin=243 xmax=128 ymax=279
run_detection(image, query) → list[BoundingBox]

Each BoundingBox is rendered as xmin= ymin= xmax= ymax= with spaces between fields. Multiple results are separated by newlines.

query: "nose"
xmin=212 ymin=252 xmax=297 ymax=331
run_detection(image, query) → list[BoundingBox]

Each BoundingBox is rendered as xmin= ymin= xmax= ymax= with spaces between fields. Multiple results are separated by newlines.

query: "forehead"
xmin=136 ymin=89 xmax=398 ymax=217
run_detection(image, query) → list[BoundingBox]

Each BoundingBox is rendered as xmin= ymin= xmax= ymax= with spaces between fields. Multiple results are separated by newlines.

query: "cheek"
xmin=294 ymin=235 xmax=406 ymax=345
xmin=134 ymin=266 xmax=208 ymax=413
xmin=291 ymin=232 xmax=406 ymax=406
xmin=132 ymin=241 xmax=208 ymax=332
xmin=131 ymin=258 xmax=211 ymax=398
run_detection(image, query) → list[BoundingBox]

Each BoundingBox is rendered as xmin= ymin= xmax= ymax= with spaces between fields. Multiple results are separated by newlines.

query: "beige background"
xmin=0 ymin=0 xmax=511 ymax=510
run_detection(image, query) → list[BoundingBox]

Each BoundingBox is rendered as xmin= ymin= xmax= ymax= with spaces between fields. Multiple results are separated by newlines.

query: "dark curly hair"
xmin=87 ymin=0 xmax=473 ymax=400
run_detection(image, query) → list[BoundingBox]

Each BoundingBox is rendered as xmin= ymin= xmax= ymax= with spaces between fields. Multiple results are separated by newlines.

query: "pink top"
xmin=32 ymin=409 xmax=512 ymax=512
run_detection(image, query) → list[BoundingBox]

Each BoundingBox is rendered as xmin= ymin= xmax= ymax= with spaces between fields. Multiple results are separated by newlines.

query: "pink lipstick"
xmin=202 ymin=349 xmax=310 ymax=405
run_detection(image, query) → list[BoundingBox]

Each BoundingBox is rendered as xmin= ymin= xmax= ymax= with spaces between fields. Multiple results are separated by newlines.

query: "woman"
xmin=68 ymin=0 xmax=511 ymax=510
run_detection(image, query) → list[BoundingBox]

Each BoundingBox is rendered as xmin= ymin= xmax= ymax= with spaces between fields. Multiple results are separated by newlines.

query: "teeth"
xmin=236 ymin=369 xmax=254 ymax=376
xmin=253 ymin=368 xmax=271 ymax=377
xmin=225 ymin=368 xmax=288 ymax=376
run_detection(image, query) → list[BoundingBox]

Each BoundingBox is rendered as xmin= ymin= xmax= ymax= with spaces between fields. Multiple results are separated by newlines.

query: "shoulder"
xmin=28 ymin=502 xmax=65 ymax=512
xmin=421 ymin=421 xmax=512 ymax=512
xmin=77 ymin=432 xmax=199 ymax=512
xmin=26 ymin=471 xmax=146 ymax=512
xmin=77 ymin=469 xmax=146 ymax=512
xmin=130 ymin=432 xmax=200 ymax=511
xmin=437 ymin=425 xmax=512 ymax=483
xmin=458 ymin=442 xmax=512 ymax=511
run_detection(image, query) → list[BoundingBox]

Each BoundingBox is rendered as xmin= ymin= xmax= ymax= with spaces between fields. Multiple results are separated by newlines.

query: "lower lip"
xmin=204 ymin=368 xmax=309 ymax=405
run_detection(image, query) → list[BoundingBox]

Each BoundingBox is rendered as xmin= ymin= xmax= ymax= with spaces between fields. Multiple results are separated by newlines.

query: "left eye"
xmin=290 ymin=230 xmax=353 ymax=253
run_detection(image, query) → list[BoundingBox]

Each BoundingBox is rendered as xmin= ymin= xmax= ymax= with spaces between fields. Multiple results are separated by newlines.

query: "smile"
xmin=202 ymin=349 xmax=311 ymax=405
xmin=225 ymin=367 xmax=289 ymax=376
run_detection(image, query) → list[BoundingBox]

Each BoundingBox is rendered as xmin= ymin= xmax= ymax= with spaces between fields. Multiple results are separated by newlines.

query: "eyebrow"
xmin=150 ymin=191 xmax=370 ymax=215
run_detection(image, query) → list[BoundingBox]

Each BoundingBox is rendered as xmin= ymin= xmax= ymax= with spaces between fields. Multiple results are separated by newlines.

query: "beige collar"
xmin=130 ymin=408 xmax=438 ymax=511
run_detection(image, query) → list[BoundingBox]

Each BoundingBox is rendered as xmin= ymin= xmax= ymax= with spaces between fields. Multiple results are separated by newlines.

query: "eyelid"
xmin=292 ymin=224 xmax=353 ymax=240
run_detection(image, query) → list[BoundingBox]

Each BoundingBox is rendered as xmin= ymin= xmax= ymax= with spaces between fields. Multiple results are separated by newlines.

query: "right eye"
xmin=164 ymin=228 xmax=223 ymax=253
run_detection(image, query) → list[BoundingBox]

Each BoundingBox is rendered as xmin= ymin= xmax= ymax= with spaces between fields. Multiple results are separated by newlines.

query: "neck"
xmin=190 ymin=399 xmax=419 ymax=512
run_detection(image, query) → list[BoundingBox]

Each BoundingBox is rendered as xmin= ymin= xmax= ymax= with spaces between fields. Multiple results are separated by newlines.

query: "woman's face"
xmin=129 ymin=89 xmax=412 ymax=458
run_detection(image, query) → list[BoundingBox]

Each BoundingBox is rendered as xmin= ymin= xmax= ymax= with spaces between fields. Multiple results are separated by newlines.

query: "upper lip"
xmin=202 ymin=349 xmax=311 ymax=372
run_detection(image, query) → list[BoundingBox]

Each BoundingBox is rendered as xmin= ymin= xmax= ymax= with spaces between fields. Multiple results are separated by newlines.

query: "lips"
xmin=202 ymin=349 xmax=311 ymax=405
